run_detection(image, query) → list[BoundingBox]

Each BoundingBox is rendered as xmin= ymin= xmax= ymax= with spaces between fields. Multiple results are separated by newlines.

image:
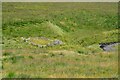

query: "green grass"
xmin=41 ymin=21 xmax=64 ymax=36
xmin=2 ymin=2 xmax=118 ymax=78
xmin=29 ymin=37 xmax=50 ymax=45
xmin=2 ymin=49 xmax=118 ymax=78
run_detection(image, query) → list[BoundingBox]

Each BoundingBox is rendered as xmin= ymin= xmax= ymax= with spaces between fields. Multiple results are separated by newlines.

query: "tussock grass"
xmin=42 ymin=21 xmax=64 ymax=36
xmin=2 ymin=50 xmax=118 ymax=78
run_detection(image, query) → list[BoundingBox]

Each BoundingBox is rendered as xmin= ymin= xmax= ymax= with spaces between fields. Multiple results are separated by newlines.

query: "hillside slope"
xmin=2 ymin=2 xmax=119 ymax=78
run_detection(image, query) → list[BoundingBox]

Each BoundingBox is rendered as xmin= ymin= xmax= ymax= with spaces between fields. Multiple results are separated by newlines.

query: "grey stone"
xmin=99 ymin=42 xmax=120 ymax=51
xmin=53 ymin=40 xmax=63 ymax=45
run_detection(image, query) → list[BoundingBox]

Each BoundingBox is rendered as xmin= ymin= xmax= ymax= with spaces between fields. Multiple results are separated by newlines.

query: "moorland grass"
xmin=2 ymin=2 xmax=118 ymax=78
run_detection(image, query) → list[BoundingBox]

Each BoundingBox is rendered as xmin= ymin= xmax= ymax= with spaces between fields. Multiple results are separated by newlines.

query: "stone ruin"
xmin=21 ymin=37 xmax=64 ymax=48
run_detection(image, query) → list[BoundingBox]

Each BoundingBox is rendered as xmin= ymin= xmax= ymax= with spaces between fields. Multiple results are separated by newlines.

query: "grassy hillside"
xmin=2 ymin=2 xmax=119 ymax=78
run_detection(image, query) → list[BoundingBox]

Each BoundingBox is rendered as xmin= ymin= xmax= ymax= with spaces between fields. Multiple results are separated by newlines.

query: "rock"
xmin=52 ymin=39 xmax=63 ymax=45
xmin=25 ymin=38 xmax=30 ymax=42
xmin=99 ymin=42 xmax=120 ymax=51
xmin=21 ymin=37 xmax=26 ymax=42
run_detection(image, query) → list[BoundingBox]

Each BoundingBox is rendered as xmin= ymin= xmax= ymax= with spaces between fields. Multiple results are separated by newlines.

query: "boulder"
xmin=52 ymin=40 xmax=63 ymax=45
